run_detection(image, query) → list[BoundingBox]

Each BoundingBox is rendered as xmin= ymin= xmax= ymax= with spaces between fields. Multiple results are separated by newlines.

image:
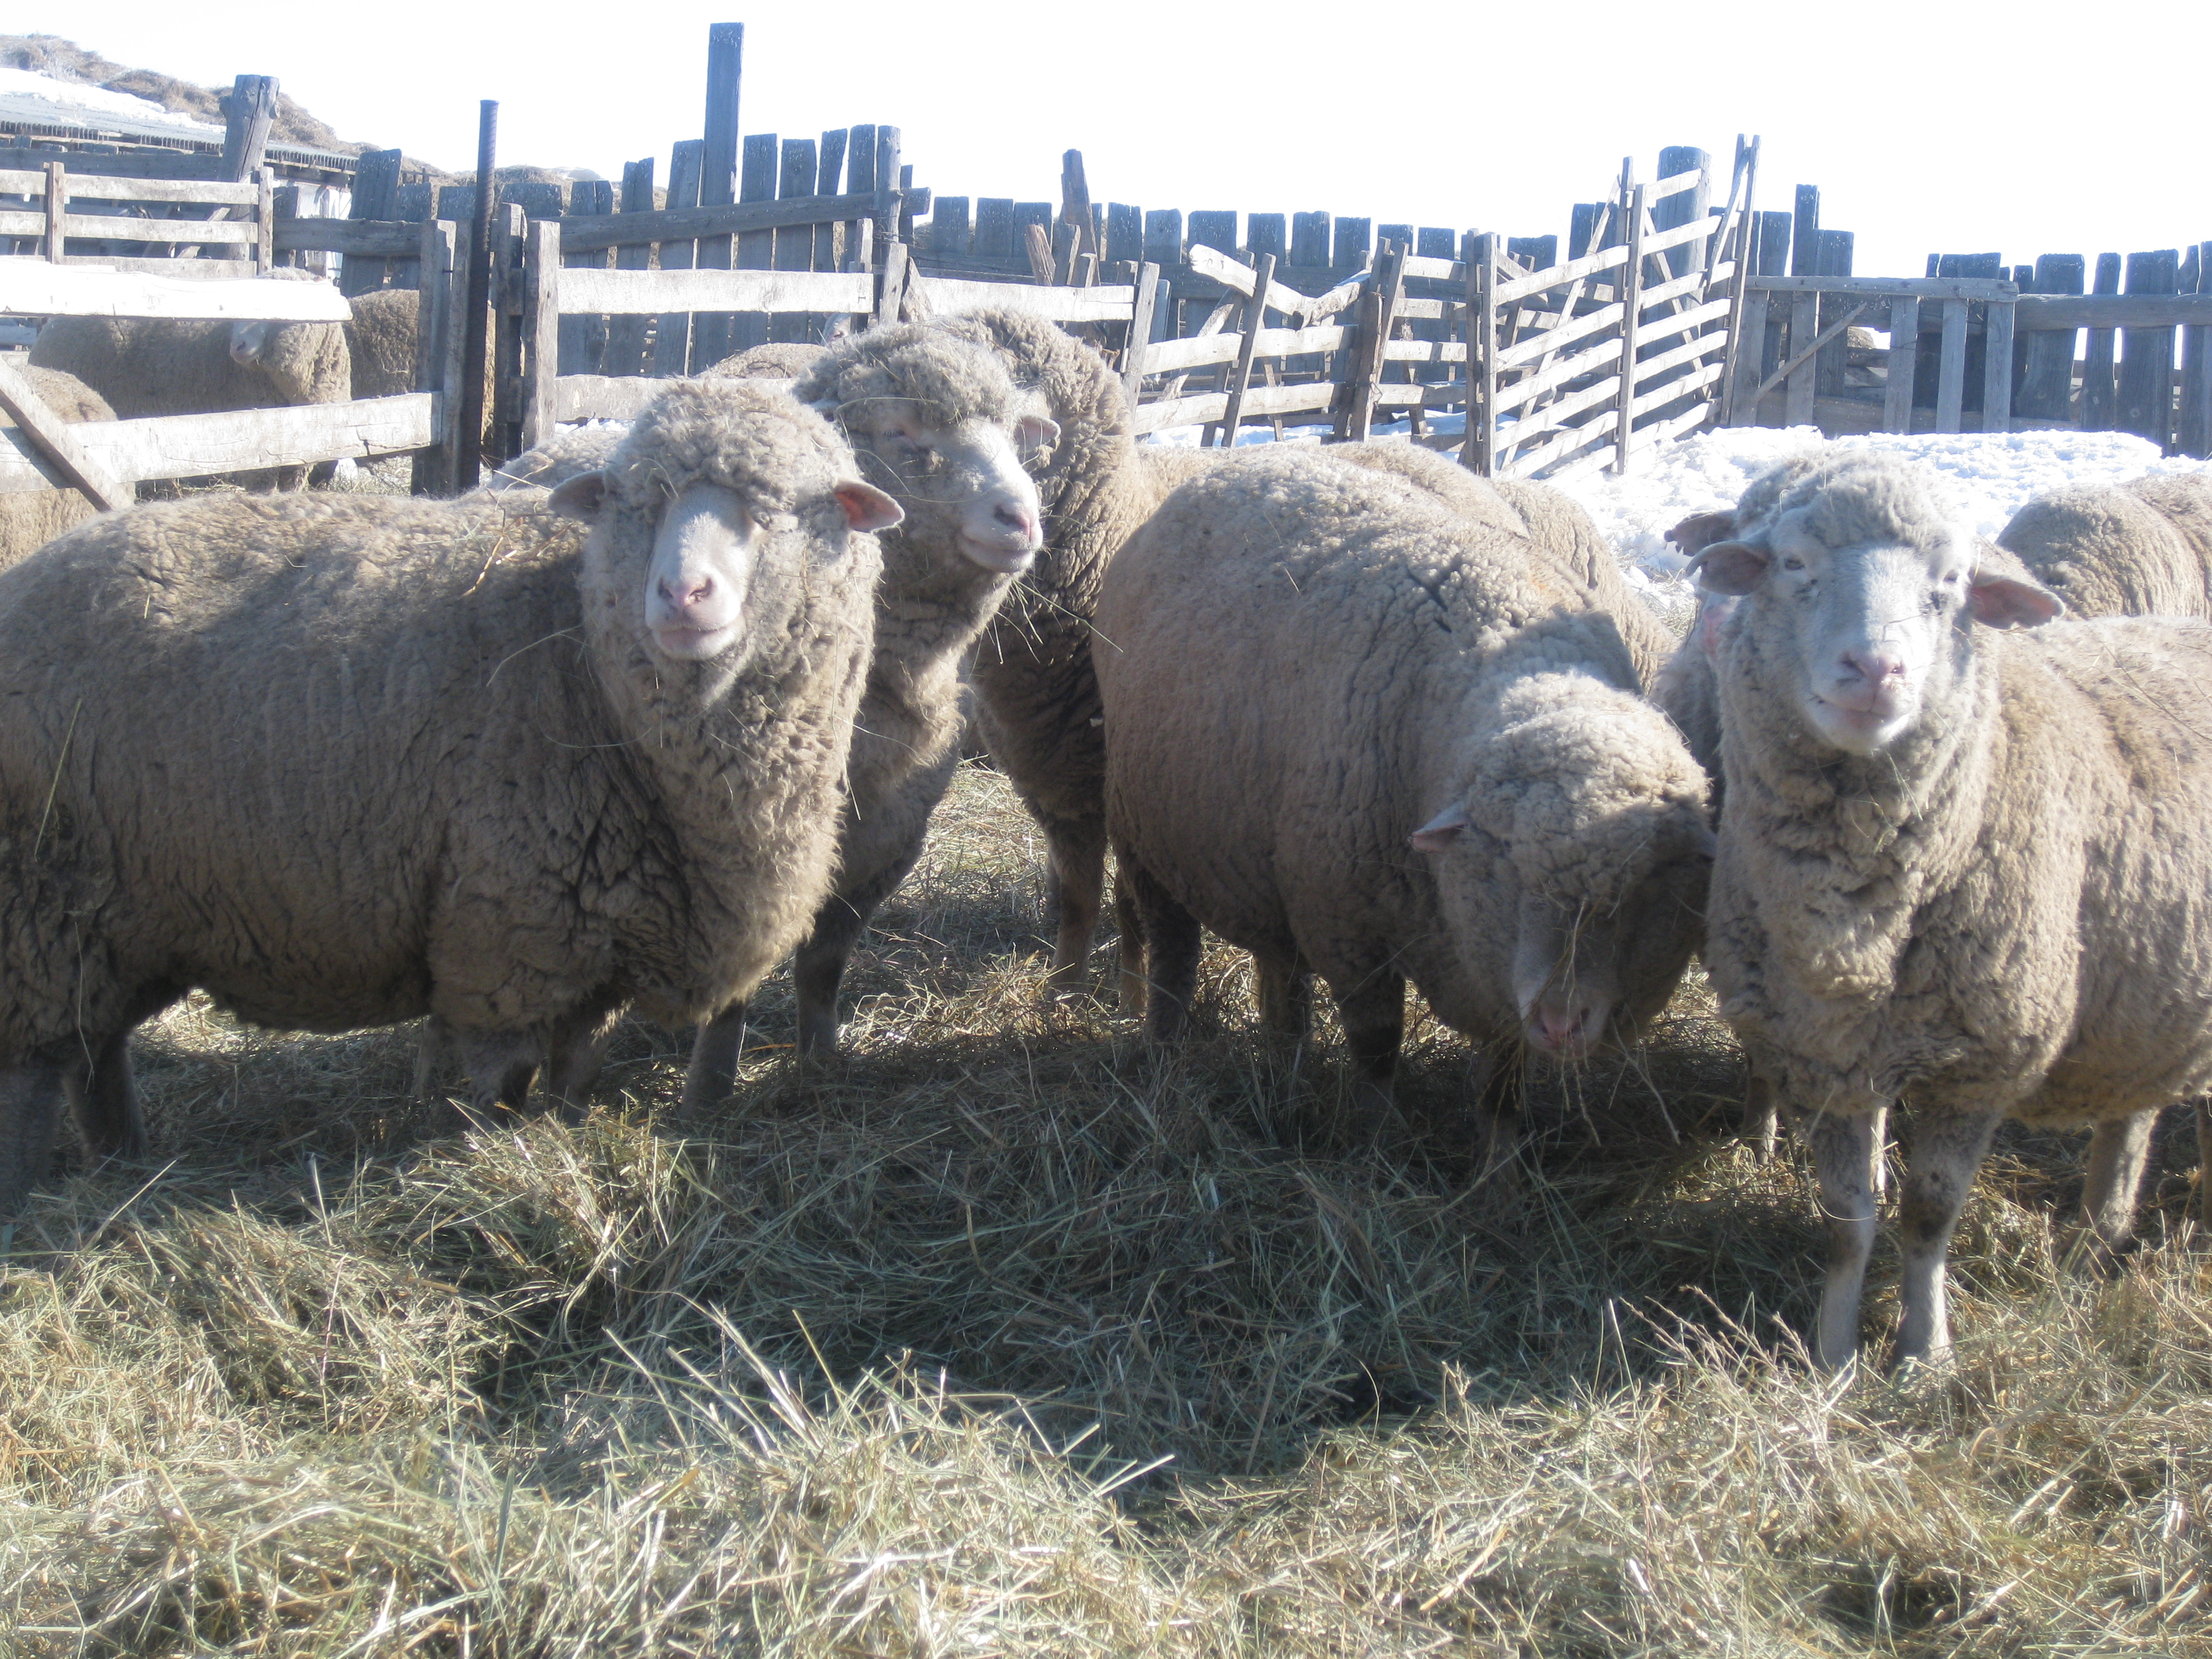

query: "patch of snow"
xmin=0 ymin=67 xmax=221 ymax=135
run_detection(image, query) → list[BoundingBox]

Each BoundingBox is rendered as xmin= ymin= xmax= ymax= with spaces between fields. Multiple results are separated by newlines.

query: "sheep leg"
xmin=541 ymin=1000 xmax=625 ymax=1125
xmin=1113 ymin=875 xmax=1148 ymax=1016
xmin=2198 ymin=1099 xmax=2212 ymax=1233
xmin=1253 ymin=950 xmax=1313 ymax=1039
xmin=1892 ymin=1108 xmax=2000 ymax=1370
xmin=2073 ymin=1107 xmax=2158 ymax=1265
xmin=1333 ymin=968 xmax=1407 ymax=1113
xmin=1118 ymin=854 xmax=1201 ymax=1041
xmin=1745 ymin=1062 xmax=1779 ymax=1162
xmin=1806 ymin=1105 xmax=1886 ymax=1373
xmin=793 ymin=841 xmax=921 ymax=1057
xmin=446 ymin=1029 xmax=542 ymax=1127
xmin=0 ymin=1057 xmax=69 ymax=1221
xmin=1042 ymin=818 xmax=1108 ymax=995
xmin=69 ymin=981 xmax=183 ymax=1161
xmin=682 ymin=1004 xmax=749 ymax=1120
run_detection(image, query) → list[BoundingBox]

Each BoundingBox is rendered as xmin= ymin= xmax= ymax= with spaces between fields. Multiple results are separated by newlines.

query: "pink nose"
xmin=1840 ymin=645 xmax=1905 ymax=686
xmin=657 ymin=572 xmax=714 ymax=618
xmin=1531 ymin=1005 xmax=1590 ymax=1051
xmin=994 ymin=501 xmax=1037 ymax=543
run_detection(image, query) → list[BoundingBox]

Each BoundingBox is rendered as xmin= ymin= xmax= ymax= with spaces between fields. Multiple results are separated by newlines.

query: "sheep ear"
xmin=1014 ymin=414 xmax=1061 ymax=456
xmin=834 ymin=479 xmax=904 ymax=532
xmin=547 ymin=472 xmax=609 ymax=522
xmin=1967 ymin=569 xmax=2063 ymax=629
xmin=1666 ymin=509 xmax=1738 ymax=557
xmin=1692 ymin=822 xmax=1720 ymax=859
xmin=1409 ymin=802 xmax=1471 ymax=853
xmin=1687 ymin=540 xmax=1769 ymax=595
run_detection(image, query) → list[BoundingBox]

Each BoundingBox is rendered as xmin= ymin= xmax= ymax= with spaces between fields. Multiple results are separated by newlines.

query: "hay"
xmin=2 ymin=763 xmax=2208 ymax=1656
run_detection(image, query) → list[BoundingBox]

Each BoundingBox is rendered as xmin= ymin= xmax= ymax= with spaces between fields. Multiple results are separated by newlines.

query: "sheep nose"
xmin=1840 ymin=645 xmax=1905 ymax=686
xmin=994 ymin=501 xmax=1037 ymax=542
xmin=658 ymin=572 xmax=713 ymax=615
xmin=1535 ymin=1007 xmax=1583 ymax=1048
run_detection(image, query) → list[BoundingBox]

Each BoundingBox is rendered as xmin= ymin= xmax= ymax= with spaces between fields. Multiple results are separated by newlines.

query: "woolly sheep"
xmin=477 ymin=422 xmax=631 ymax=495
xmin=1692 ymin=449 xmax=2212 ymax=1370
xmin=1098 ymin=448 xmax=1714 ymax=1168
xmin=0 ymin=381 xmax=899 ymax=1216
xmin=681 ymin=322 xmax=1056 ymax=1109
xmin=343 ymin=286 xmax=421 ymax=398
xmin=701 ymin=341 xmax=825 ymax=381
xmin=1 ymin=366 xmax=116 ymax=566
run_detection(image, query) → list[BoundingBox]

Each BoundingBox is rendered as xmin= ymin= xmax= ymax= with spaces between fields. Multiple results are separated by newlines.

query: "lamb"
xmin=680 ymin=322 xmax=1056 ymax=1109
xmin=1 ymin=366 xmax=116 ymax=565
xmin=1691 ymin=449 xmax=2212 ymax=1370
xmin=0 ymin=380 xmax=898 ymax=1216
xmin=1097 ymin=447 xmax=1714 ymax=1168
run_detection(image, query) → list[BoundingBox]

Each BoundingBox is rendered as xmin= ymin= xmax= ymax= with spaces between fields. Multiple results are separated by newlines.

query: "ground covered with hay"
xmin=2 ymin=765 xmax=2207 ymax=1656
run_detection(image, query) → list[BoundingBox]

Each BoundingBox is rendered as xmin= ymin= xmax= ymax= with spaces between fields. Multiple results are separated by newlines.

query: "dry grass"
xmin=2 ymin=763 xmax=2208 ymax=1656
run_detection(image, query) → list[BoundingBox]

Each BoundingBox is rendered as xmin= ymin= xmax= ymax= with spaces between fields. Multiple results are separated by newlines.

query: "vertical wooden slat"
xmin=1884 ymin=296 xmax=1920 ymax=434
xmin=409 ymin=216 xmax=457 ymax=495
xmin=1714 ymin=133 xmax=1758 ymax=429
xmin=1789 ymin=184 xmax=1818 ymax=275
xmin=1461 ymin=230 xmax=1499 ymax=475
xmin=252 ymin=169 xmax=273 ymax=272
xmin=1813 ymin=229 xmax=1854 ymax=398
xmin=652 ymin=140 xmax=705 ymax=378
xmin=455 ymin=100 xmax=500 ymax=491
xmin=1729 ymin=290 xmax=1770 ymax=426
xmin=691 ymin=22 xmax=745 ymax=367
xmin=876 ymin=237 xmax=909 ymax=327
xmin=873 ymin=126 xmax=903 ymax=266
xmin=2080 ymin=251 xmax=2122 ymax=429
xmin=2017 ymin=253 xmax=2085 ymax=421
xmin=814 ymin=129 xmax=847 ymax=273
xmin=1934 ymin=298 xmax=1969 ymax=433
xmin=1982 ymin=294 xmax=2015 ymax=434
xmin=1344 ymin=241 xmax=1405 ymax=442
xmin=1122 ymin=262 xmax=1161 ymax=401
xmin=341 ymin=148 xmax=402 ymax=297
xmin=1215 ymin=252 xmax=1275 ymax=447
xmin=1783 ymin=292 xmax=1817 ymax=427
xmin=2116 ymin=248 xmax=2179 ymax=449
xmin=521 ymin=220 xmax=562 ymax=453
xmin=44 ymin=161 xmax=64 ymax=263
xmin=1613 ymin=186 xmax=1647 ymax=470
xmin=441 ymin=214 xmax=476 ymax=492
xmin=769 ymin=136 xmax=817 ymax=343
xmin=2180 ymin=241 xmax=2212 ymax=460
xmin=557 ymin=177 xmax=607 ymax=376
xmin=601 ymin=159 xmax=654 ymax=377
xmin=218 ymin=74 xmax=278 ymax=184
xmin=488 ymin=200 xmax=528 ymax=468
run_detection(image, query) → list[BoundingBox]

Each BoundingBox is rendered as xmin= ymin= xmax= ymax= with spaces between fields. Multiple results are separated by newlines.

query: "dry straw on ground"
xmin=2 ymin=763 xmax=2207 ymax=1656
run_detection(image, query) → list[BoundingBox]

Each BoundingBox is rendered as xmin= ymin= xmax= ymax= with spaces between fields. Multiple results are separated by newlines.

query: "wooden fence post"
xmin=522 ymin=220 xmax=562 ymax=454
xmin=1342 ymin=240 xmax=1406 ymax=442
xmin=600 ymin=159 xmax=654 ymax=377
xmin=1715 ymin=133 xmax=1759 ymax=427
xmin=1460 ymin=230 xmax=1498 ymax=475
xmin=653 ymin=140 xmax=705 ymax=378
xmin=2080 ymin=252 xmax=2122 ymax=429
xmin=412 ymin=216 xmax=458 ymax=495
xmin=488 ymin=201 xmax=528 ymax=466
xmin=877 ymin=238 xmax=909 ymax=326
xmin=2117 ymin=248 xmax=2179 ymax=449
xmin=43 ymin=161 xmax=64 ymax=263
xmin=2181 ymin=241 xmax=2212 ymax=460
xmin=218 ymin=75 xmax=278 ymax=184
xmin=691 ymin=20 xmax=744 ymax=369
xmin=440 ymin=214 xmax=475 ymax=494
xmin=454 ymin=100 xmax=499 ymax=492
xmin=1934 ymin=298 xmax=1969 ymax=433
xmin=1612 ymin=184 xmax=1647 ymax=472
xmin=1982 ymin=292 xmax=2016 ymax=434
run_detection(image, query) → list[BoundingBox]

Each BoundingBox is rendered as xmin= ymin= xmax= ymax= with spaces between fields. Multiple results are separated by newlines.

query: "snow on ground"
xmin=1145 ymin=417 xmax=2209 ymax=628
xmin=0 ymin=67 xmax=221 ymax=135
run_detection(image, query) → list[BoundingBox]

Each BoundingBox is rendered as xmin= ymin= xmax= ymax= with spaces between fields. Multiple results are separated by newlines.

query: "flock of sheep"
xmin=2 ymin=290 xmax=2210 ymax=1377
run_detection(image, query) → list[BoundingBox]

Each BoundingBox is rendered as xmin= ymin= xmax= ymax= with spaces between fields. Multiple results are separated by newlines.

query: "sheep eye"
xmin=1782 ymin=556 xmax=1806 ymax=572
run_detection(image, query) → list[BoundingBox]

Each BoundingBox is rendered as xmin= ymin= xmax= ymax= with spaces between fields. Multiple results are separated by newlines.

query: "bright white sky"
xmin=24 ymin=0 xmax=2209 ymax=280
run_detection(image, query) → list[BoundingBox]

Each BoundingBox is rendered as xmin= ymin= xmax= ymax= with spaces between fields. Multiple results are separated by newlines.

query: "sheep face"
xmin=552 ymin=468 xmax=900 ymax=672
xmin=844 ymin=398 xmax=1056 ymax=575
xmin=227 ymin=317 xmax=347 ymax=406
xmin=1695 ymin=475 xmax=2060 ymax=756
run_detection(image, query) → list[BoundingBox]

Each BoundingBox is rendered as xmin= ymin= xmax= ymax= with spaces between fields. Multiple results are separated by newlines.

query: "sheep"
xmin=0 ymin=380 xmax=898 ymax=1216
xmin=30 ymin=268 xmax=350 ymax=419
xmin=1691 ymin=449 xmax=2212 ymax=1371
xmin=1097 ymin=447 xmax=1714 ymax=1171
xmin=680 ymin=323 xmax=1056 ymax=1110
xmin=343 ymin=286 xmax=421 ymax=398
xmin=477 ymin=422 xmax=630 ymax=494
xmin=701 ymin=341 xmax=825 ymax=381
xmin=1 ymin=366 xmax=116 ymax=565
xmin=1997 ymin=471 xmax=2212 ymax=622
xmin=1996 ymin=469 xmax=2212 ymax=1224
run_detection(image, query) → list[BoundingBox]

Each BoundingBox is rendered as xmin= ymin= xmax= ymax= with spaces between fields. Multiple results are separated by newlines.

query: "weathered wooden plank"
xmin=557 ymin=266 xmax=871 ymax=315
xmin=1935 ymin=297 xmax=1969 ymax=432
xmin=1500 ymin=395 xmax=1621 ymax=477
xmin=62 ymin=211 xmax=260 ymax=244
xmin=522 ymin=220 xmax=561 ymax=451
xmin=1610 ymin=186 xmax=1649 ymax=471
xmin=2182 ymin=241 xmax=2212 ymax=460
xmin=1501 ymin=372 xmax=1624 ymax=453
xmin=1495 ymin=333 xmax=1630 ymax=413
xmin=908 ymin=274 xmax=1135 ymax=322
xmin=2015 ymin=253 xmax=2084 ymax=420
xmin=1885 ymin=296 xmax=1920 ymax=434
xmin=1139 ymin=332 xmax=1244 ymax=375
xmin=1749 ymin=274 xmax=2017 ymax=300
xmin=1627 ymin=357 xmax=1728 ymax=420
xmin=1289 ymin=212 xmax=1330 ymax=269
xmin=1491 ymin=243 xmax=1631 ymax=307
xmin=274 ymin=218 xmax=421 ymax=257
xmin=3 ymin=169 xmax=263 ymax=207
xmin=0 ymin=356 xmax=130 ymax=508
xmin=651 ymin=138 xmax=705 ymax=380
xmin=2008 ymin=292 xmax=2212 ymax=329
xmin=1464 ymin=231 xmax=1500 ymax=474
xmin=1218 ymin=251 xmax=1276 ymax=443
xmin=1131 ymin=390 xmax=1229 ymax=432
xmin=0 ymin=394 xmax=437 ymax=492
xmin=0 ymin=263 xmax=352 ymax=319
xmin=1783 ymin=290 xmax=1818 ymax=426
xmin=218 ymin=74 xmax=279 ymax=183
xmin=1121 ymin=262 xmax=1161 ymax=399
xmin=1982 ymin=297 xmax=2016 ymax=434
xmin=2116 ymin=248 xmax=2179 ymax=447
xmin=1728 ymin=287 xmax=1771 ymax=425
xmin=551 ymin=374 xmax=668 ymax=423
xmin=1493 ymin=300 xmax=1627 ymax=370
xmin=2081 ymin=252 xmax=2122 ymax=431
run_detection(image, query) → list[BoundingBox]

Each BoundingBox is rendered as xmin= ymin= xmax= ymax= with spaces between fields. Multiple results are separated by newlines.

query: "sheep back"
xmin=1997 ymin=472 xmax=2212 ymax=621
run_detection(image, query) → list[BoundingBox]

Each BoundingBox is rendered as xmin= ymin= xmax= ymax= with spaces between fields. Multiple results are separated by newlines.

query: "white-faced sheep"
xmin=1 ymin=365 xmax=116 ymax=565
xmin=0 ymin=380 xmax=897 ymax=1216
xmin=680 ymin=322 xmax=1056 ymax=1110
xmin=1692 ymin=449 xmax=2212 ymax=1371
xmin=1098 ymin=448 xmax=1714 ymax=1170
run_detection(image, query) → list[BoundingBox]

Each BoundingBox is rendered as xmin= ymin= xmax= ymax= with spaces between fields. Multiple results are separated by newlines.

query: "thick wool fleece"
xmin=1 ymin=366 xmax=115 ymax=565
xmin=1705 ymin=458 xmax=2212 ymax=1127
xmin=30 ymin=304 xmax=349 ymax=418
xmin=0 ymin=383 xmax=879 ymax=1122
xmin=1999 ymin=471 xmax=2212 ymax=621
xmin=702 ymin=341 xmax=825 ymax=381
xmin=1098 ymin=447 xmax=1710 ymax=1053
xmin=344 ymin=287 xmax=420 ymax=398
